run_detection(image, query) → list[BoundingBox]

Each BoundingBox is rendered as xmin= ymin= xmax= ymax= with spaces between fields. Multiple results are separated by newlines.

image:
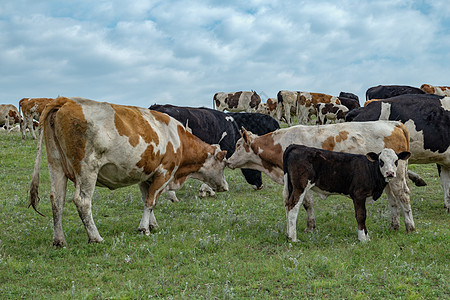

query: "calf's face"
xmin=366 ymin=148 xmax=411 ymax=182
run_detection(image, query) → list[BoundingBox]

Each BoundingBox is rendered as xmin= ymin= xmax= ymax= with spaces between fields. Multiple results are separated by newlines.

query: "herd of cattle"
xmin=0 ymin=83 xmax=449 ymax=246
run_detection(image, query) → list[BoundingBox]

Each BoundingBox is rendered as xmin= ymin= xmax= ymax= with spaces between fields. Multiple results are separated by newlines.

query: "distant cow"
xmin=0 ymin=104 xmax=20 ymax=131
xmin=421 ymin=84 xmax=450 ymax=96
xmin=338 ymin=91 xmax=360 ymax=111
xmin=213 ymin=91 xmax=261 ymax=113
xmin=346 ymin=93 xmax=450 ymax=212
xmin=226 ymin=121 xmax=416 ymax=235
xmin=315 ymin=103 xmax=349 ymax=124
xmin=365 ymin=85 xmax=424 ymax=101
xmin=149 ymin=104 xmax=280 ymax=200
xmin=284 ymin=145 xmax=410 ymax=242
xmin=296 ymin=92 xmax=341 ymax=125
xmin=29 ymin=97 xmax=228 ymax=246
xmin=19 ymin=97 xmax=53 ymax=139
xmin=277 ymin=91 xmax=341 ymax=126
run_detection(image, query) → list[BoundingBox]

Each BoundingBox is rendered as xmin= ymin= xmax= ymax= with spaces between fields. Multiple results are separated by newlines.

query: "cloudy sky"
xmin=1 ymin=0 xmax=449 ymax=108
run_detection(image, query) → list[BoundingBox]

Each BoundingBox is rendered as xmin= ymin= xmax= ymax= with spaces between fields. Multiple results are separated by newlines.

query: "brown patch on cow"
xmin=250 ymin=92 xmax=261 ymax=109
xmin=322 ymin=136 xmax=336 ymax=151
xmin=254 ymin=134 xmax=284 ymax=171
xmin=267 ymin=98 xmax=277 ymax=111
xmin=138 ymin=141 xmax=177 ymax=175
xmin=420 ymin=84 xmax=434 ymax=94
xmin=112 ymin=104 xmax=159 ymax=147
xmin=50 ymin=98 xmax=87 ymax=176
xmin=336 ymin=131 xmax=349 ymax=143
xmin=226 ymin=92 xmax=242 ymax=109
xmin=384 ymin=124 xmax=410 ymax=152
xmin=150 ymin=110 xmax=171 ymax=125
xmin=321 ymin=131 xmax=348 ymax=150
xmin=175 ymin=124 xmax=210 ymax=176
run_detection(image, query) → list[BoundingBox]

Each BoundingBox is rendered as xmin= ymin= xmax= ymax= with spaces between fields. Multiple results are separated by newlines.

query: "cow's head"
xmin=366 ymin=148 xmax=411 ymax=182
xmin=196 ymin=145 xmax=228 ymax=192
xmin=227 ymin=128 xmax=260 ymax=170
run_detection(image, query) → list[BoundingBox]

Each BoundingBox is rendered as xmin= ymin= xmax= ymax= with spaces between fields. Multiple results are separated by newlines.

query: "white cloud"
xmin=0 ymin=0 xmax=449 ymax=107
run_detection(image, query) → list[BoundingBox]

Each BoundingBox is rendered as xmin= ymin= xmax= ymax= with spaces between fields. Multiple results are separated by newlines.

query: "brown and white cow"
xmin=277 ymin=91 xmax=341 ymax=126
xmin=213 ymin=91 xmax=261 ymax=113
xmin=283 ymin=145 xmax=410 ymax=242
xmin=227 ymin=121 xmax=415 ymax=237
xmin=0 ymin=104 xmax=20 ymax=131
xmin=28 ymin=97 xmax=228 ymax=246
xmin=421 ymin=84 xmax=450 ymax=97
xmin=19 ymin=97 xmax=53 ymax=139
xmin=315 ymin=102 xmax=349 ymax=124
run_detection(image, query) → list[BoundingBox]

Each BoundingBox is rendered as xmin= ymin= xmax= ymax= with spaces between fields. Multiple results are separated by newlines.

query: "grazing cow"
xmin=284 ymin=145 xmax=410 ymax=242
xmin=0 ymin=104 xmax=20 ymax=131
xmin=213 ymin=91 xmax=261 ymax=113
xmin=29 ymin=97 xmax=228 ymax=246
xmin=315 ymin=103 xmax=349 ymax=124
xmin=338 ymin=92 xmax=361 ymax=111
xmin=19 ymin=97 xmax=53 ymax=139
xmin=365 ymin=85 xmax=424 ymax=101
xmin=149 ymin=104 xmax=279 ymax=200
xmin=346 ymin=94 xmax=450 ymax=212
xmin=421 ymin=84 xmax=450 ymax=96
xmin=226 ymin=121 xmax=416 ymax=235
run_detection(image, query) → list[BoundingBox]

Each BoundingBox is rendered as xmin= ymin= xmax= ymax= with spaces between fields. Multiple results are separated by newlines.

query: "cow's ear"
xmin=397 ymin=151 xmax=411 ymax=161
xmin=241 ymin=127 xmax=250 ymax=143
xmin=366 ymin=152 xmax=379 ymax=162
xmin=216 ymin=150 xmax=227 ymax=162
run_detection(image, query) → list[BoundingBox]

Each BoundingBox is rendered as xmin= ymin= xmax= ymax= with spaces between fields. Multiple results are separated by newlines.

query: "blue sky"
xmin=1 ymin=0 xmax=449 ymax=108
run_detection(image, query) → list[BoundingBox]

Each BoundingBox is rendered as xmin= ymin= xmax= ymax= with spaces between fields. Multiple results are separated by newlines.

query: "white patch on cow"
xmin=379 ymin=102 xmax=391 ymax=120
xmin=358 ymin=229 xmax=369 ymax=242
xmin=185 ymin=120 xmax=192 ymax=133
xmin=218 ymin=131 xmax=227 ymax=144
xmin=225 ymin=116 xmax=234 ymax=122
xmin=440 ymin=97 xmax=450 ymax=111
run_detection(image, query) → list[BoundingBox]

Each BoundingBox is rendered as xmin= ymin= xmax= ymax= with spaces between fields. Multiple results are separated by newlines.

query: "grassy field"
xmin=0 ymin=131 xmax=449 ymax=299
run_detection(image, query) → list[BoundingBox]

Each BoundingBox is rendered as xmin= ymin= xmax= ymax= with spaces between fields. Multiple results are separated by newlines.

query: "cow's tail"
xmin=18 ymin=98 xmax=25 ymax=138
xmin=28 ymin=125 xmax=46 ymax=217
xmin=212 ymin=93 xmax=217 ymax=110
xmin=28 ymin=97 xmax=70 ymax=217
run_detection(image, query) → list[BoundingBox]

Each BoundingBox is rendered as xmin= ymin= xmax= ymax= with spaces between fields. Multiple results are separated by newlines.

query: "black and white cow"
xmin=365 ymin=85 xmax=425 ymax=101
xmin=149 ymin=104 xmax=279 ymax=200
xmin=346 ymin=94 xmax=450 ymax=212
xmin=213 ymin=91 xmax=261 ymax=113
xmin=283 ymin=145 xmax=411 ymax=242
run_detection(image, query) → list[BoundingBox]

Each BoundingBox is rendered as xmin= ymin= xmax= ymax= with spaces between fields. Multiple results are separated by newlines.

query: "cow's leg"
xmin=48 ymin=163 xmax=68 ymax=247
xmin=138 ymin=173 xmax=172 ymax=235
xmin=438 ymin=164 xmax=450 ymax=213
xmin=303 ymin=191 xmax=316 ymax=232
xmin=20 ymin=118 xmax=26 ymax=139
xmin=386 ymin=161 xmax=415 ymax=232
xmin=352 ymin=198 xmax=369 ymax=242
xmin=30 ymin=119 xmax=37 ymax=139
xmin=283 ymin=176 xmax=311 ymax=242
xmin=72 ymin=175 xmax=103 ymax=243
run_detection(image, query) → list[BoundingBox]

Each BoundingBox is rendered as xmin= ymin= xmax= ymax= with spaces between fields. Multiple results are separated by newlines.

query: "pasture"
xmin=0 ymin=131 xmax=448 ymax=298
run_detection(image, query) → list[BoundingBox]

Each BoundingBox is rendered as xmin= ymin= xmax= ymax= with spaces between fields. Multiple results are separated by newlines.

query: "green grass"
xmin=0 ymin=131 xmax=449 ymax=299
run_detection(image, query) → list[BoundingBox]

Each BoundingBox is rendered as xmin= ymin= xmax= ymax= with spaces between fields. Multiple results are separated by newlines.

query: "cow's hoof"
xmin=389 ymin=224 xmax=400 ymax=231
xmin=88 ymin=237 xmax=104 ymax=244
xmin=53 ymin=240 xmax=67 ymax=248
xmin=405 ymin=224 xmax=415 ymax=233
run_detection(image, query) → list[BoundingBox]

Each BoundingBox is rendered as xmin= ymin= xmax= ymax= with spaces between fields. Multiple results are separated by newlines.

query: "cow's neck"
xmin=174 ymin=130 xmax=210 ymax=180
